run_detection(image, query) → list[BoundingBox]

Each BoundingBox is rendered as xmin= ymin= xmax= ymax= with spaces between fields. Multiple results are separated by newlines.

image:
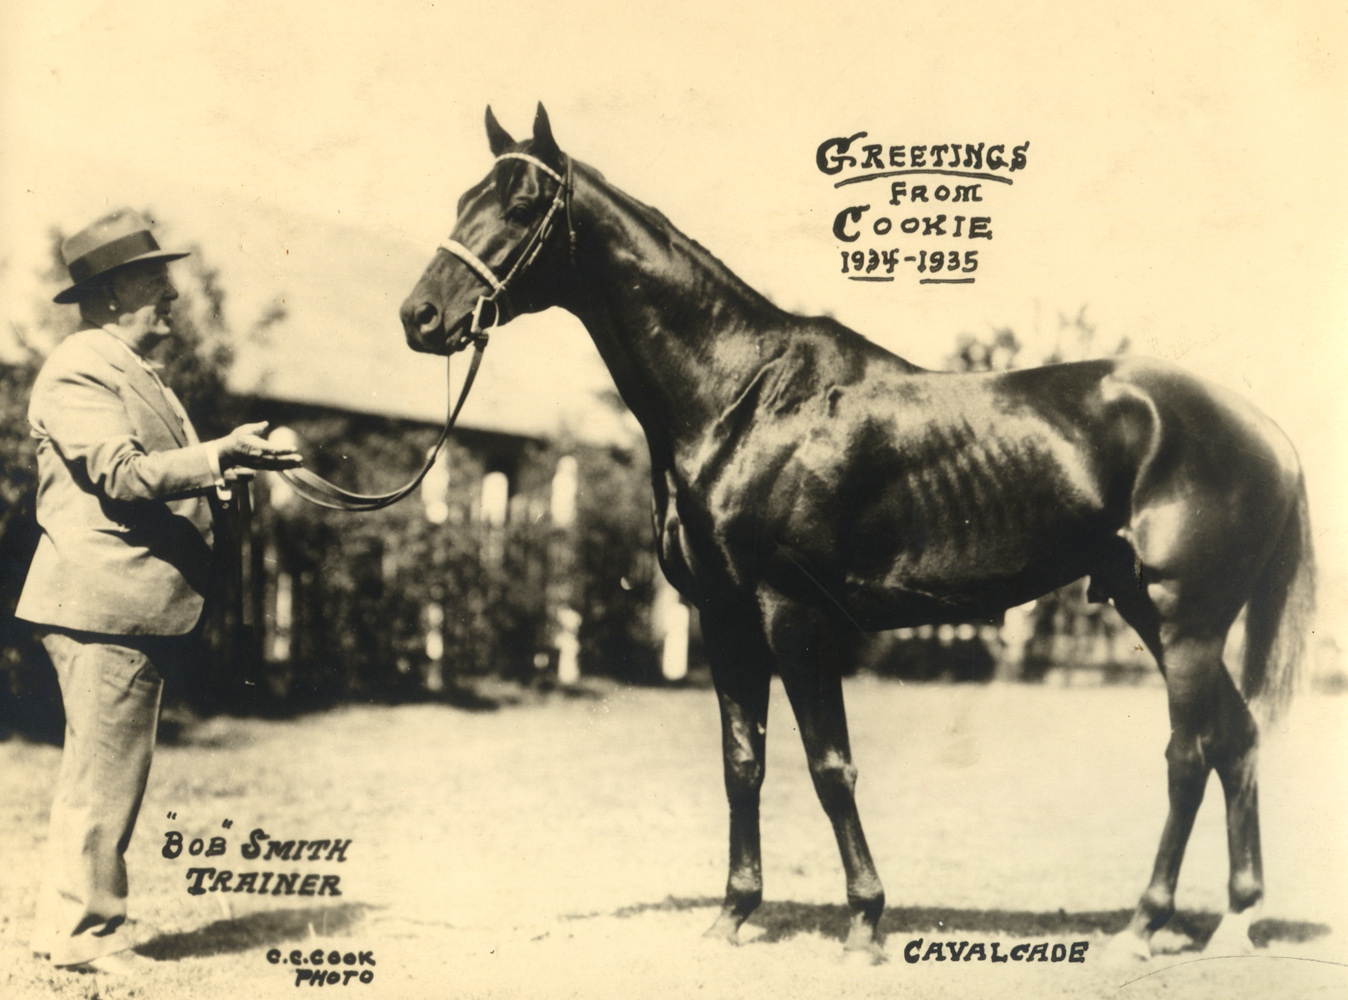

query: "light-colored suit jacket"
xmin=15 ymin=328 xmax=222 ymax=636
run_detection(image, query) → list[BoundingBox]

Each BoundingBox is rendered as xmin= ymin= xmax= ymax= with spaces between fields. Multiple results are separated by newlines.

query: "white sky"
xmin=2 ymin=0 xmax=1346 ymax=618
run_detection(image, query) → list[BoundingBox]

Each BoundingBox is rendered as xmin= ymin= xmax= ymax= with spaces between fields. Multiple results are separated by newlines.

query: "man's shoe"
xmin=62 ymin=950 xmax=154 ymax=975
xmin=39 ymin=919 xmax=163 ymax=967
xmin=118 ymin=918 xmax=163 ymax=947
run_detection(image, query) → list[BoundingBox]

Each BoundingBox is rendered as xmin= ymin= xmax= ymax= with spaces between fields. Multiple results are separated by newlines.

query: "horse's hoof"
xmin=701 ymin=916 xmax=742 ymax=947
xmin=1103 ymin=930 xmax=1152 ymax=964
xmin=1204 ymin=911 xmax=1255 ymax=956
xmin=842 ymin=924 xmax=887 ymax=966
xmin=841 ymin=942 xmax=888 ymax=966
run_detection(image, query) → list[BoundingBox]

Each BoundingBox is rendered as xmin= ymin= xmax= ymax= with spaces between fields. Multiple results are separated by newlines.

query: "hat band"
xmin=67 ymin=230 xmax=161 ymax=285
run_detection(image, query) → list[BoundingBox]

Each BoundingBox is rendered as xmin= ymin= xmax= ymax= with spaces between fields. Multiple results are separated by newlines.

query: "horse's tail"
xmin=1242 ymin=473 xmax=1315 ymax=723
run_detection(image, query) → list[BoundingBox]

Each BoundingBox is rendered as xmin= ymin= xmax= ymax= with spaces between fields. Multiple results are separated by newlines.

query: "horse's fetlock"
xmin=1229 ymin=873 xmax=1263 ymax=913
xmin=725 ymin=879 xmax=763 ymax=917
xmin=1139 ymin=887 xmax=1175 ymax=928
xmin=847 ymin=884 xmax=885 ymax=921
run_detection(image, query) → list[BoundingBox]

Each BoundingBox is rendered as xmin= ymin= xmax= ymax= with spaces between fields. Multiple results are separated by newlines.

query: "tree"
xmin=945 ymin=326 xmax=1022 ymax=373
xmin=572 ymin=441 xmax=660 ymax=683
xmin=0 ymin=344 xmax=54 ymax=740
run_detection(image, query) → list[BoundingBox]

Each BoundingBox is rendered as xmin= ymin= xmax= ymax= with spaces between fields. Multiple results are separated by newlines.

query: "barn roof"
xmin=224 ymin=216 xmax=636 ymax=446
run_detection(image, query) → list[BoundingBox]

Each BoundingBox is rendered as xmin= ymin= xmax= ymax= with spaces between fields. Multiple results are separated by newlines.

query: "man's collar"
xmin=98 ymin=324 xmax=166 ymax=370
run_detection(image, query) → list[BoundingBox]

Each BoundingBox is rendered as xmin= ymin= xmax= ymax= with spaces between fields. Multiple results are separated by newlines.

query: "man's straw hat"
xmin=53 ymin=208 xmax=190 ymax=304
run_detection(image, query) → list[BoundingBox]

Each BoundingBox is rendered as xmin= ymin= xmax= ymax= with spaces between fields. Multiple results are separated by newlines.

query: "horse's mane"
xmin=573 ymin=158 xmax=785 ymax=319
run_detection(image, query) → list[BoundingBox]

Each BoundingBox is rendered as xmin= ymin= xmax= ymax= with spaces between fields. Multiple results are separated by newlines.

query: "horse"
xmin=399 ymin=104 xmax=1314 ymax=962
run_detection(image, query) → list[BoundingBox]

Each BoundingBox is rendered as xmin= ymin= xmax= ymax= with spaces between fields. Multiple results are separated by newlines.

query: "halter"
xmin=275 ymin=151 xmax=574 ymax=512
xmin=438 ymin=151 xmax=575 ymax=348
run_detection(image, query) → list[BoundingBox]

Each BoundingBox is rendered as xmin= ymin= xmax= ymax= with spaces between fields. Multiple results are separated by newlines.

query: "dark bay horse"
xmin=400 ymin=105 xmax=1314 ymax=962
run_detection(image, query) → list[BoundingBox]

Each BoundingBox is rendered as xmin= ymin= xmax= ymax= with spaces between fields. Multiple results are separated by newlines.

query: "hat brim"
xmin=53 ymin=249 xmax=191 ymax=304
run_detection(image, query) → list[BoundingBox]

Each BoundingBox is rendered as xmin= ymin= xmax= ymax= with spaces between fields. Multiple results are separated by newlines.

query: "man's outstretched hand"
xmin=214 ymin=422 xmax=303 ymax=471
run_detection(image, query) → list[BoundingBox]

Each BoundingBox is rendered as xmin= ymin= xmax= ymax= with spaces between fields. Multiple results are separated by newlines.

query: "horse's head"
xmin=400 ymin=103 xmax=573 ymax=355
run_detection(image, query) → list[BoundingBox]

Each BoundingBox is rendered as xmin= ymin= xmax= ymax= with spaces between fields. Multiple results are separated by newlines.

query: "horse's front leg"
xmin=761 ymin=588 xmax=886 ymax=961
xmin=700 ymin=606 xmax=773 ymax=944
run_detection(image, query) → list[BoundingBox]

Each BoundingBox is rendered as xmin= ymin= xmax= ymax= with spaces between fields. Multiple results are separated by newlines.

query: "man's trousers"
xmin=30 ymin=630 xmax=188 ymax=966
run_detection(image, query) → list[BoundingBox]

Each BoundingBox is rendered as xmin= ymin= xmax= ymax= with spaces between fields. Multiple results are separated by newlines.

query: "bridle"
xmin=276 ymin=150 xmax=574 ymax=512
xmin=439 ymin=151 xmax=575 ymax=348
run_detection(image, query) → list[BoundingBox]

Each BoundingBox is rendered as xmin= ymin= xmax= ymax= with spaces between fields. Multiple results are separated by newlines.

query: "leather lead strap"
xmin=279 ymin=152 xmax=569 ymax=513
xmin=276 ymin=336 xmax=488 ymax=512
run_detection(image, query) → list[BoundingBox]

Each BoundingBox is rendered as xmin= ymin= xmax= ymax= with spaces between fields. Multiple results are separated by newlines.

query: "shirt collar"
xmin=100 ymin=324 xmax=166 ymax=374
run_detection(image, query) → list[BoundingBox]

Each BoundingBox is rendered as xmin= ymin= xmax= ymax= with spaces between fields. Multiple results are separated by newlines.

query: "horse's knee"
xmin=724 ymin=754 xmax=765 ymax=802
xmin=808 ymin=753 xmax=857 ymax=789
xmin=808 ymin=753 xmax=858 ymax=809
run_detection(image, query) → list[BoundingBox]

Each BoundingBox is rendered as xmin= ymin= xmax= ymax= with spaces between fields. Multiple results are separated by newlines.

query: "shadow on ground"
xmin=600 ymin=896 xmax=1331 ymax=952
xmin=136 ymin=903 xmax=378 ymax=960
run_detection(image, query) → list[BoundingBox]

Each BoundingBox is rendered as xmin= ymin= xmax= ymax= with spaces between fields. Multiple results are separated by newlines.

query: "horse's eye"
xmin=504 ymin=205 xmax=532 ymax=225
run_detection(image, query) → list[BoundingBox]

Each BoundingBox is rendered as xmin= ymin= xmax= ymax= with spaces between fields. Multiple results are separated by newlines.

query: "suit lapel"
xmin=85 ymin=329 xmax=191 ymax=448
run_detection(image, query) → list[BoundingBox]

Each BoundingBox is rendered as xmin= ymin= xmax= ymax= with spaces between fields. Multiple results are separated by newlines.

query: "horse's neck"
xmin=560 ymin=167 xmax=794 ymax=458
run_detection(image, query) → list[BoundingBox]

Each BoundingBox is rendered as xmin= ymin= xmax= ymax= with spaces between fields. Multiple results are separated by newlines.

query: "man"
xmin=17 ymin=208 xmax=302 ymax=973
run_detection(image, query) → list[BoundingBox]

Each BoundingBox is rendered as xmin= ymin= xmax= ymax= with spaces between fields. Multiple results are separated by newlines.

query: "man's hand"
xmin=214 ymin=422 xmax=303 ymax=471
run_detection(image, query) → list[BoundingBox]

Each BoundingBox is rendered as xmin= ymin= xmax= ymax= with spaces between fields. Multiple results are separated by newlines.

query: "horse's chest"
xmin=652 ymin=466 xmax=740 ymax=603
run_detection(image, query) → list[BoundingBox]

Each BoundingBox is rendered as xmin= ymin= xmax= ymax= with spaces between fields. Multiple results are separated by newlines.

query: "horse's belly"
xmin=841 ymin=555 xmax=1092 ymax=629
xmin=804 ymin=467 xmax=1112 ymax=628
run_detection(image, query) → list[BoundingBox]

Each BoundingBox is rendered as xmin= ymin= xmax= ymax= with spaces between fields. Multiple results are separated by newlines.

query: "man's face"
xmin=108 ymin=261 xmax=179 ymax=349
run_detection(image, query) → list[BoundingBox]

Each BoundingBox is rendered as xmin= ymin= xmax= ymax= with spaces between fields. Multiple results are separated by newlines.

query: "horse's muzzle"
xmin=400 ymin=294 xmax=452 ymax=354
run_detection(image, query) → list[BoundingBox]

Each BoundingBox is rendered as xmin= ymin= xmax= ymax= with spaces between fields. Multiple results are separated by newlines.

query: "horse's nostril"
xmin=415 ymin=303 xmax=440 ymax=334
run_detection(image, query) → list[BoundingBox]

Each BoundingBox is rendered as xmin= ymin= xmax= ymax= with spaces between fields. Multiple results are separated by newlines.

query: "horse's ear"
xmin=532 ymin=102 xmax=559 ymax=163
xmin=485 ymin=106 xmax=514 ymax=156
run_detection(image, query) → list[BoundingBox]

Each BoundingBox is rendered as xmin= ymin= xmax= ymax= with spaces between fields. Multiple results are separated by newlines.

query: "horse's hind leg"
xmin=1108 ymin=575 xmax=1261 ymax=959
xmin=1203 ymin=665 xmax=1263 ymax=955
xmin=700 ymin=606 xmax=773 ymax=944
xmin=761 ymin=589 xmax=886 ymax=961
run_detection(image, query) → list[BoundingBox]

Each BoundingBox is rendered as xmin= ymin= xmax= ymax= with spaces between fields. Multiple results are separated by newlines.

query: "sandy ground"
xmin=1 ymin=677 xmax=1345 ymax=1000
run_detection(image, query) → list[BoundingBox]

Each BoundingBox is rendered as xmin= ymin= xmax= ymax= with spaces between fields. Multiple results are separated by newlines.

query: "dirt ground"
xmin=1 ymin=677 xmax=1345 ymax=1000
